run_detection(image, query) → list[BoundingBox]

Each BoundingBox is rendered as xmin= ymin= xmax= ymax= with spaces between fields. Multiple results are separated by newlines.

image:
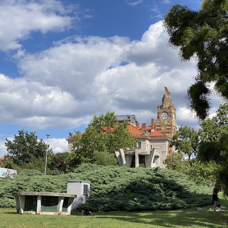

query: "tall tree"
xmin=167 ymin=125 xmax=218 ymax=185
xmin=70 ymin=112 xmax=137 ymax=165
xmin=4 ymin=130 xmax=52 ymax=167
xmin=197 ymin=103 xmax=228 ymax=194
xmin=170 ymin=125 xmax=199 ymax=161
xmin=164 ymin=152 xmax=189 ymax=173
xmin=164 ymin=0 xmax=228 ymax=119
xmin=164 ymin=152 xmax=218 ymax=186
xmin=48 ymin=152 xmax=70 ymax=174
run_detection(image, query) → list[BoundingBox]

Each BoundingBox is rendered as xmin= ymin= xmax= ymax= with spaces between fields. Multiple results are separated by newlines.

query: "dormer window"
xmin=138 ymin=142 xmax=141 ymax=149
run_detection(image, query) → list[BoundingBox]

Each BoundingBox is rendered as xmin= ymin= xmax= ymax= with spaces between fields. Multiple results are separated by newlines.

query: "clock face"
xmin=161 ymin=112 xmax=168 ymax=120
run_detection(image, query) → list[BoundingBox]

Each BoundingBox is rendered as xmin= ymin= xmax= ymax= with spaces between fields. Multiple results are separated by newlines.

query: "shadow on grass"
xmin=3 ymin=212 xmax=17 ymax=214
xmin=73 ymin=192 xmax=228 ymax=227
xmin=94 ymin=209 xmax=228 ymax=227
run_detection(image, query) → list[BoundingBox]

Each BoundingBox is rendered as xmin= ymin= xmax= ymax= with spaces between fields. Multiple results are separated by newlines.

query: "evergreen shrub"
xmin=0 ymin=164 xmax=212 ymax=211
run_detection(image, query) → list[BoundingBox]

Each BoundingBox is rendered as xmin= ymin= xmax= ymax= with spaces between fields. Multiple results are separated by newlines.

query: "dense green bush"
xmin=0 ymin=165 xmax=212 ymax=211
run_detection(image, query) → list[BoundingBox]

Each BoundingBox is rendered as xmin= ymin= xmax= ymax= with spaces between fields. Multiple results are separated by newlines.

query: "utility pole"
xmin=45 ymin=134 xmax=50 ymax=175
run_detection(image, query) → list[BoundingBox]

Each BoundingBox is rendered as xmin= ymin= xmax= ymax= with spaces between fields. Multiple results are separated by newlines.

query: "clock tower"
xmin=155 ymin=87 xmax=177 ymax=139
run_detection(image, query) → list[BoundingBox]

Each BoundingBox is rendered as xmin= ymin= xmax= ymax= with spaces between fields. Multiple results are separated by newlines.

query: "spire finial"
xmin=165 ymin=87 xmax=170 ymax=96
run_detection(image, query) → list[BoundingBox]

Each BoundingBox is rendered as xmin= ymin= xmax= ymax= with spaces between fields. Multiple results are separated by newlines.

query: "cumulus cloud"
xmin=45 ymin=138 xmax=68 ymax=153
xmin=0 ymin=0 xmax=75 ymax=51
xmin=0 ymin=20 xmax=223 ymax=131
xmin=0 ymin=73 xmax=93 ymax=128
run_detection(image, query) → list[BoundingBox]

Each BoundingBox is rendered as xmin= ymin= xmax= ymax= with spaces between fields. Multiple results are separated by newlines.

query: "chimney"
xmin=127 ymin=116 xmax=131 ymax=123
xmin=142 ymin=123 xmax=146 ymax=129
xmin=151 ymin=118 xmax=155 ymax=129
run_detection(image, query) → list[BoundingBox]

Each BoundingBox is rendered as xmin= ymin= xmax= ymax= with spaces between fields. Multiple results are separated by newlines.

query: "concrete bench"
xmin=13 ymin=192 xmax=76 ymax=215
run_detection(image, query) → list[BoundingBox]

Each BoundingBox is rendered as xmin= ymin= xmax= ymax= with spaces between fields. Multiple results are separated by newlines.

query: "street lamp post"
xmin=45 ymin=134 xmax=50 ymax=175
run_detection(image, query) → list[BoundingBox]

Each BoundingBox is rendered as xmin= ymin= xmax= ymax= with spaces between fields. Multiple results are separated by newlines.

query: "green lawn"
xmin=1 ymin=194 xmax=228 ymax=228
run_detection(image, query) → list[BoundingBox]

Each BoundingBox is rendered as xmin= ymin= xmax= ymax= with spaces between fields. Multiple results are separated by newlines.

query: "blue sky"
xmin=0 ymin=0 xmax=223 ymax=156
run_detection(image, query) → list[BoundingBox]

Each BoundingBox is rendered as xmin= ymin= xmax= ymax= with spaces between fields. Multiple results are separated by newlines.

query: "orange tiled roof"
xmin=66 ymin=126 xmax=114 ymax=141
xmin=127 ymin=125 xmax=143 ymax=135
xmin=67 ymin=123 xmax=168 ymax=140
xmin=0 ymin=157 xmax=9 ymax=160
xmin=127 ymin=124 xmax=167 ymax=139
xmin=138 ymin=126 xmax=151 ymax=130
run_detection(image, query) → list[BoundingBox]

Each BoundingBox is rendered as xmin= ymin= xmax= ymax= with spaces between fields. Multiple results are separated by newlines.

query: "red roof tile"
xmin=127 ymin=124 xmax=168 ymax=139
xmin=127 ymin=125 xmax=143 ymax=135
xmin=66 ymin=123 xmax=168 ymax=140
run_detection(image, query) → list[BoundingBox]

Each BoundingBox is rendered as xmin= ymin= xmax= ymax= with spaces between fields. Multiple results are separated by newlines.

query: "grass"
xmin=0 ymin=194 xmax=228 ymax=228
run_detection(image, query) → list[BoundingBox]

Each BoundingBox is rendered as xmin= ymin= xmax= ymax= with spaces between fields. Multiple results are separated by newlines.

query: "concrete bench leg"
xmin=67 ymin=198 xmax=74 ymax=215
xmin=36 ymin=196 xmax=42 ymax=214
xmin=18 ymin=196 xmax=25 ymax=214
xmin=57 ymin=197 xmax=64 ymax=215
xmin=15 ymin=196 xmax=20 ymax=213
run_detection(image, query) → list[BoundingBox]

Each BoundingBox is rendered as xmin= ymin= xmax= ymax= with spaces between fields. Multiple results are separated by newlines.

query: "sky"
xmin=0 ymin=0 xmax=225 ymax=157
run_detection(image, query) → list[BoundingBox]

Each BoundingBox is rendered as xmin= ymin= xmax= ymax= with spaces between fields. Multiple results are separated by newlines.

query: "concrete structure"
xmin=66 ymin=87 xmax=177 ymax=169
xmin=13 ymin=192 xmax=76 ymax=215
xmin=67 ymin=180 xmax=91 ymax=209
xmin=115 ymin=124 xmax=171 ymax=168
xmin=115 ymin=87 xmax=177 ymax=168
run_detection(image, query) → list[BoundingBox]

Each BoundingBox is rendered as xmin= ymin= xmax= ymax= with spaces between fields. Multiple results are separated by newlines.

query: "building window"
xmin=83 ymin=185 xmax=88 ymax=195
xmin=138 ymin=142 xmax=141 ymax=149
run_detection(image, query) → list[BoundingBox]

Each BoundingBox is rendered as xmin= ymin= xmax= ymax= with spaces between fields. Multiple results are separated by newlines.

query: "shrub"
xmin=0 ymin=164 xmax=212 ymax=211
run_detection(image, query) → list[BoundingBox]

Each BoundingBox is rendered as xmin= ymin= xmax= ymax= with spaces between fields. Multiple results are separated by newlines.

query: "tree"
xmin=93 ymin=151 xmax=118 ymax=166
xmin=164 ymin=152 xmax=218 ymax=185
xmin=164 ymin=152 xmax=189 ymax=173
xmin=164 ymin=0 xmax=228 ymax=119
xmin=197 ymin=103 xmax=228 ymax=194
xmin=70 ymin=112 xmax=137 ymax=165
xmin=170 ymin=125 xmax=199 ymax=161
xmin=4 ymin=130 xmax=52 ymax=168
xmin=48 ymin=152 xmax=70 ymax=174
xmin=198 ymin=103 xmax=228 ymax=161
xmin=167 ymin=125 xmax=218 ymax=185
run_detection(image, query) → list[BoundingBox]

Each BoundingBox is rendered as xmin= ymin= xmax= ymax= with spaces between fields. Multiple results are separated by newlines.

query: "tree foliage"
xmin=197 ymin=103 xmax=228 ymax=194
xmin=165 ymin=152 xmax=218 ymax=186
xmin=70 ymin=112 xmax=137 ymax=165
xmin=4 ymin=130 xmax=52 ymax=169
xmin=167 ymin=125 xmax=218 ymax=185
xmin=170 ymin=125 xmax=199 ymax=160
xmin=48 ymin=152 xmax=70 ymax=174
xmin=93 ymin=151 xmax=118 ymax=166
xmin=164 ymin=0 xmax=228 ymax=119
xmin=164 ymin=152 xmax=189 ymax=173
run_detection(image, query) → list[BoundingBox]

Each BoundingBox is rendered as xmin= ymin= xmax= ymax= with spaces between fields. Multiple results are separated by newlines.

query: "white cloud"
xmin=0 ymin=140 xmax=7 ymax=158
xmin=0 ymin=20 xmax=224 ymax=131
xmin=125 ymin=0 xmax=143 ymax=6
xmin=0 ymin=0 xmax=75 ymax=51
xmin=0 ymin=137 xmax=67 ymax=158
xmin=45 ymin=138 xmax=68 ymax=153
xmin=0 ymin=73 xmax=94 ymax=128
xmin=162 ymin=0 xmax=171 ymax=3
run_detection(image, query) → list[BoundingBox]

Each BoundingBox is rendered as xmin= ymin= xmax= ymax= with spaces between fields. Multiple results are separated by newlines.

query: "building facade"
xmin=66 ymin=87 xmax=177 ymax=169
xmin=115 ymin=87 xmax=177 ymax=168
